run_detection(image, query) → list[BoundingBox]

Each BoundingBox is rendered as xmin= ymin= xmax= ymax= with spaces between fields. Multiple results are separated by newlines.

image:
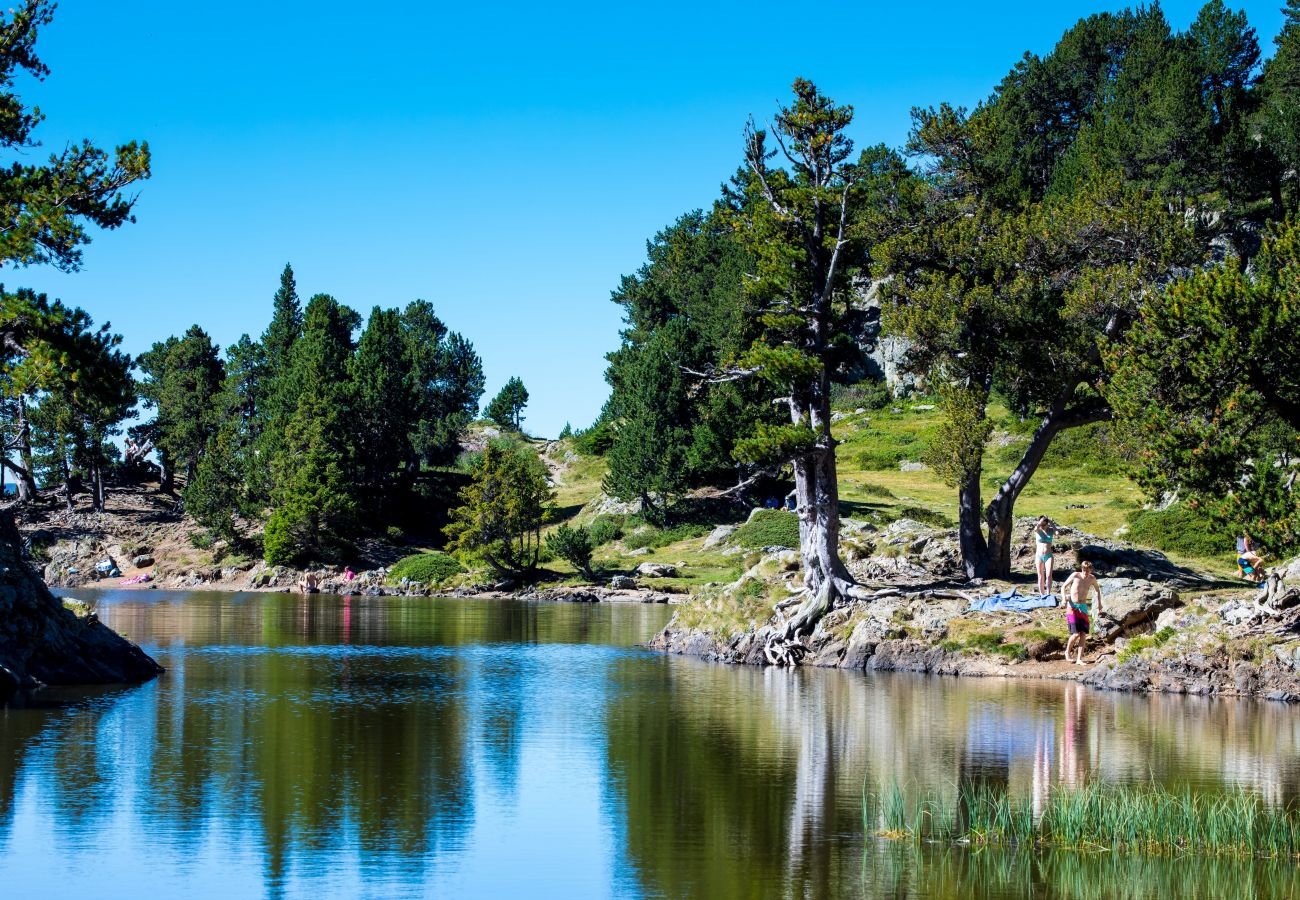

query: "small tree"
xmin=445 ymin=442 xmax=553 ymax=580
xmin=546 ymin=523 xmax=596 ymax=580
xmin=484 ymin=376 xmax=528 ymax=430
xmin=602 ymin=323 xmax=691 ymax=524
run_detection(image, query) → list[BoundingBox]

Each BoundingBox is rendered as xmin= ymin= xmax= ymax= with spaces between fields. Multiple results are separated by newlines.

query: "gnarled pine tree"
xmin=720 ymin=80 xmax=909 ymax=640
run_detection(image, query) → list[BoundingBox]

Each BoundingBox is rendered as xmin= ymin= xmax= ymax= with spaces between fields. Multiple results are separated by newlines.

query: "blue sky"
xmin=9 ymin=0 xmax=1287 ymax=438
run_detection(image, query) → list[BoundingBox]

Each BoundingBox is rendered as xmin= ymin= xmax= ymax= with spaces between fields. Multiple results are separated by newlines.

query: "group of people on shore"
xmin=1032 ymin=517 xmax=1100 ymax=665
xmin=1030 ymin=516 xmax=1272 ymax=666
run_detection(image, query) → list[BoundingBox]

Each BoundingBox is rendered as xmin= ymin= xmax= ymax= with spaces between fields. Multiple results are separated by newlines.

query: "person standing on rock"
xmin=1035 ymin=516 xmax=1057 ymax=595
xmin=1061 ymin=561 xmax=1102 ymax=665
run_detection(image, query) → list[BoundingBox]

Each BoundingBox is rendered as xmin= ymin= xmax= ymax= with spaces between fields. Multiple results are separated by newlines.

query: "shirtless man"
xmin=1061 ymin=561 xmax=1103 ymax=665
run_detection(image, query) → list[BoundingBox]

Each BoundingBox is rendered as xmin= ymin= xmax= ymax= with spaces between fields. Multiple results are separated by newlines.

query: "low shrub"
xmin=387 ymin=552 xmax=465 ymax=585
xmin=623 ymin=520 xmax=712 ymax=551
xmin=830 ymin=379 xmax=893 ymax=411
xmin=857 ymin=483 xmax=897 ymax=499
xmin=1127 ymin=504 xmax=1235 ymax=558
xmin=732 ymin=510 xmax=801 ymax=549
xmin=588 ymin=515 xmax=624 ymax=546
xmin=897 ymin=505 xmax=953 ymax=529
xmin=546 ymin=524 xmax=595 ymax=577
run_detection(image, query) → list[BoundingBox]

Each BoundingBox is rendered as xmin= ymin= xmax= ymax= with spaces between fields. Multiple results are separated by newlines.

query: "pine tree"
xmin=137 ymin=325 xmax=224 ymax=484
xmin=602 ymin=323 xmax=691 ymax=524
xmin=351 ymin=306 xmax=412 ymax=521
xmin=445 ymin=442 xmax=553 ymax=580
xmin=263 ymin=294 xmax=360 ymax=564
xmin=485 ymin=377 xmax=528 ymax=430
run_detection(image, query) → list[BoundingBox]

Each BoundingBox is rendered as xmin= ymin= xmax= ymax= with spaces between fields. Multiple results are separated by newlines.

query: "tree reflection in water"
xmin=0 ymin=591 xmax=1297 ymax=899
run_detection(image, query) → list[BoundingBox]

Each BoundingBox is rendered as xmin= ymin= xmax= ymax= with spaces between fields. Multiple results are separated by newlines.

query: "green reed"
xmin=867 ymin=781 xmax=1300 ymax=859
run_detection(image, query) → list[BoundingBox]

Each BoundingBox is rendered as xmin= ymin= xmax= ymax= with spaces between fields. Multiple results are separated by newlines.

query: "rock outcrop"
xmin=0 ymin=512 xmax=162 ymax=699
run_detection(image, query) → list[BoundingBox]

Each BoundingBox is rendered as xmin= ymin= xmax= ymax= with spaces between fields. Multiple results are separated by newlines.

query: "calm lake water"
xmin=2 ymin=590 xmax=1300 ymax=899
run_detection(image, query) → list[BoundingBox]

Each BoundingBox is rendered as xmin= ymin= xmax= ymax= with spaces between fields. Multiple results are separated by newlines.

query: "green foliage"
xmin=0 ymin=2 xmax=150 ymax=272
xmin=587 ymin=515 xmax=624 ymax=546
xmin=444 ymin=442 xmax=554 ymax=580
xmin=1118 ymin=625 xmax=1178 ymax=662
xmin=1110 ymin=218 xmax=1300 ymax=554
xmin=829 ymin=380 xmax=892 ymax=411
xmin=387 ymin=552 xmax=464 ymax=586
xmin=484 ymin=376 xmax=528 ymax=430
xmin=923 ymin=384 xmax=992 ymax=489
xmin=263 ymin=295 xmax=360 ymax=565
xmin=871 ymin=780 xmax=1300 ymax=857
xmin=137 ymin=325 xmax=224 ymax=481
xmin=732 ymin=510 xmax=800 ymax=549
xmin=1126 ymin=505 xmax=1236 ymax=559
xmin=895 ymin=505 xmax=953 ymax=529
xmin=603 ymin=322 xmax=692 ymax=522
xmin=603 ymin=208 xmax=770 ymax=486
xmin=571 ymin=418 xmax=615 ymax=456
xmin=622 ymin=520 xmax=713 ymax=551
xmin=545 ymin=524 xmax=596 ymax=578
xmin=8 ymin=291 xmax=134 ymax=510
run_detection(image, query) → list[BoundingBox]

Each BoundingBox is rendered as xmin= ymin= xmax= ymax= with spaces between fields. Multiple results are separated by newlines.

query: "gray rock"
xmin=635 ymin=563 xmax=678 ymax=578
xmin=609 ymin=575 xmax=638 ymax=590
xmin=702 ymin=524 xmax=738 ymax=549
xmin=1094 ymin=577 xmax=1180 ymax=640
xmin=131 ymin=554 xmax=154 ymax=568
xmin=0 ymin=511 xmax=163 ymax=690
xmin=899 ymin=460 xmax=926 ymax=472
xmin=627 ymin=547 xmax=651 ymax=557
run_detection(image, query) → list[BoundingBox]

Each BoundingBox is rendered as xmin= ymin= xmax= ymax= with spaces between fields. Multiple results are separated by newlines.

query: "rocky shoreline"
xmin=650 ymin=519 xmax=1300 ymax=704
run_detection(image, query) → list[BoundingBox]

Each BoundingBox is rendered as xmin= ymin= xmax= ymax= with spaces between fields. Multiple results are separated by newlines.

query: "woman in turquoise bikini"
xmin=1034 ymin=516 xmax=1057 ymax=595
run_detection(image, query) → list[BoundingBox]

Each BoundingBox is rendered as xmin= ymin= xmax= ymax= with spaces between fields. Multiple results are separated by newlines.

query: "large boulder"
xmin=635 ymin=563 xmax=678 ymax=579
xmin=702 ymin=525 xmax=738 ymax=549
xmin=1094 ymin=577 xmax=1181 ymax=641
xmin=1 ymin=512 xmax=162 ymax=692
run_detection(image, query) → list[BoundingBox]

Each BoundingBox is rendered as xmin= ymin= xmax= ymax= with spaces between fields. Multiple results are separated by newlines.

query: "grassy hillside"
xmin=507 ymin=397 xmax=1240 ymax=589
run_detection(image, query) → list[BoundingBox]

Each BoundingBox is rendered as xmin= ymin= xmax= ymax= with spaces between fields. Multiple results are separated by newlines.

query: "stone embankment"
xmin=0 ymin=511 xmax=162 ymax=700
xmin=651 ymin=517 xmax=1300 ymax=702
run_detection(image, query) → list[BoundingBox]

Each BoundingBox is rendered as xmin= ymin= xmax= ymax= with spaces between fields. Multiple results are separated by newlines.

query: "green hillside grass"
xmin=529 ymin=397 xmax=1239 ymax=588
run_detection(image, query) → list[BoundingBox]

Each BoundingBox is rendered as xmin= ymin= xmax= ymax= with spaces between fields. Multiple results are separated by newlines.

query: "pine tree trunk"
xmin=957 ymin=472 xmax=989 ymax=579
xmin=159 ymin=449 xmax=174 ymax=495
xmin=780 ymin=387 xmax=853 ymax=641
xmin=12 ymin=400 xmax=37 ymax=502
xmin=982 ymin=395 xmax=1107 ymax=578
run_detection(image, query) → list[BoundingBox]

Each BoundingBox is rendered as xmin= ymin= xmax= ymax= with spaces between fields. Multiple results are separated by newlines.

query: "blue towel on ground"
xmin=967 ymin=589 xmax=1058 ymax=613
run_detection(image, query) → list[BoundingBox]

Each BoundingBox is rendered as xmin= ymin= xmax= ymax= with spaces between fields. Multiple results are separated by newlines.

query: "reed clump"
xmin=867 ymin=781 xmax=1300 ymax=859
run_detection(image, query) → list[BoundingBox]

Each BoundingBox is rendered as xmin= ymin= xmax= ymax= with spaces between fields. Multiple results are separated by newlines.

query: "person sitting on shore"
xmin=1061 ymin=561 xmax=1102 ymax=666
xmin=1034 ymin=516 xmax=1057 ymax=595
xmin=1237 ymin=532 xmax=1265 ymax=583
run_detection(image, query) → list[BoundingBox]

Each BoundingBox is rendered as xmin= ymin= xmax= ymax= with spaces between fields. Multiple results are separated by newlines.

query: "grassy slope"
xmin=534 ymin=398 xmax=1238 ymax=588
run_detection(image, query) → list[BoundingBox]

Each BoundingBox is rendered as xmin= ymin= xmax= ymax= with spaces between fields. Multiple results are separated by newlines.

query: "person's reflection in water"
xmin=1060 ymin=683 xmax=1089 ymax=788
xmin=1032 ymin=718 xmax=1055 ymax=819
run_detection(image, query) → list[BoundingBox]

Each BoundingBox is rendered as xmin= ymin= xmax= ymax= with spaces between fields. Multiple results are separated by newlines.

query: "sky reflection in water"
xmin=1 ymin=590 xmax=1299 ymax=899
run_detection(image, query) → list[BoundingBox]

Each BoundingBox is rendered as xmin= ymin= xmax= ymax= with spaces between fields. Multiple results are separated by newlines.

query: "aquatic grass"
xmin=866 ymin=781 xmax=1300 ymax=859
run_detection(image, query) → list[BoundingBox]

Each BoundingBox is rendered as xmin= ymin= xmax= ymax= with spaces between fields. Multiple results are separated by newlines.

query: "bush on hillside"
xmin=830 ymin=379 xmax=893 ymax=411
xmin=387 ymin=552 xmax=464 ymax=585
xmin=588 ymin=515 xmax=624 ymax=546
xmin=546 ymin=524 xmax=595 ymax=578
xmin=732 ymin=510 xmax=801 ymax=549
xmin=1126 ymin=505 xmax=1235 ymax=559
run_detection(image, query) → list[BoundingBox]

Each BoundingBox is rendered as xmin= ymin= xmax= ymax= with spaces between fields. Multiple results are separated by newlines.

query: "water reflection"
xmin=0 ymin=591 xmax=1297 ymax=899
